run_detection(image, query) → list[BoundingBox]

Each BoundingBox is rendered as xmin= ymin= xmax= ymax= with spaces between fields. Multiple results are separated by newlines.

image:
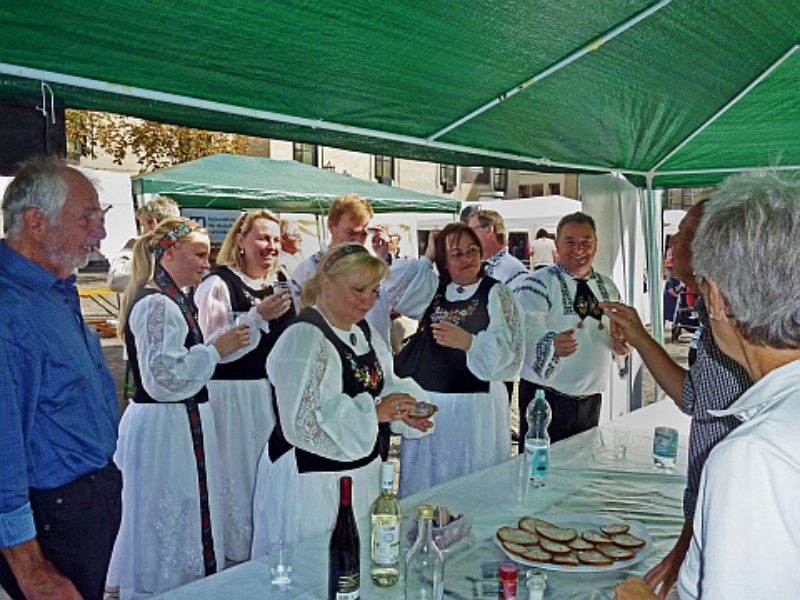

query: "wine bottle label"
xmin=372 ymin=522 xmax=400 ymax=565
xmin=335 ymin=573 xmax=360 ymax=599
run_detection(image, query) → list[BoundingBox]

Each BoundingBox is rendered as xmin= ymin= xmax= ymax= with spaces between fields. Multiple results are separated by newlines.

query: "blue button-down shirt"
xmin=0 ymin=241 xmax=118 ymax=547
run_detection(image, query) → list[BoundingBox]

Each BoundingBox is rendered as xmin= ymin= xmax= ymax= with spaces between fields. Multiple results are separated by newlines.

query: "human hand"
xmin=615 ymin=576 xmax=659 ymax=600
xmin=424 ymin=230 xmax=439 ymax=261
xmin=376 ymin=393 xmax=417 ymax=423
xmin=600 ymin=302 xmax=649 ymax=348
xmin=256 ymin=290 xmax=292 ymax=321
xmin=213 ymin=324 xmax=250 ymax=357
xmin=2 ymin=540 xmax=82 ymax=600
xmin=401 ymin=414 xmax=434 ymax=432
xmin=553 ymin=328 xmax=578 ymax=357
xmin=612 ymin=333 xmax=630 ymax=356
xmin=643 ymin=522 xmax=691 ymax=598
xmin=430 ymin=321 xmax=472 ymax=350
xmin=370 ymin=227 xmax=390 ymax=260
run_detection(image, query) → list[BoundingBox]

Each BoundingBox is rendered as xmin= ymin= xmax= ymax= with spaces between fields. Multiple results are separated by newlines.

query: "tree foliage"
xmin=65 ymin=109 xmax=251 ymax=172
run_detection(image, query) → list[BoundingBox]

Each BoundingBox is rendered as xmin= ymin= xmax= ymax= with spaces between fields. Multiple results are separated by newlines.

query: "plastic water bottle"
xmin=525 ymin=389 xmax=551 ymax=488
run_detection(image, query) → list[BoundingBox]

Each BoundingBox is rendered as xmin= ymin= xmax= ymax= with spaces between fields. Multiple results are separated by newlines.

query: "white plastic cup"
xmin=653 ymin=426 xmax=679 ymax=468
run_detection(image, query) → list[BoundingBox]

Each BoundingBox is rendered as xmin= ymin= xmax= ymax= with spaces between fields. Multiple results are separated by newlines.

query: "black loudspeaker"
xmin=0 ymin=101 xmax=66 ymax=176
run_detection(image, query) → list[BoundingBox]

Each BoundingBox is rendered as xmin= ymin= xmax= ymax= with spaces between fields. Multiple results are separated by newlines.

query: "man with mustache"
xmin=0 ymin=157 xmax=121 ymax=600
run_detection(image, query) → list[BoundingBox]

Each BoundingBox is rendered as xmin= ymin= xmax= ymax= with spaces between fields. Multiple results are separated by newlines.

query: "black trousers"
xmin=518 ymin=380 xmax=602 ymax=451
xmin=0 ymin=463 xmax=122 ymax=600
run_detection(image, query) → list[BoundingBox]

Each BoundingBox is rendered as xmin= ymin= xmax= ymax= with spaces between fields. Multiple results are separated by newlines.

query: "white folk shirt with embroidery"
xmin=516 ymin=263 xmax=620 ymax=396
xmin=678 ymin=358 xmax=800 ymax=600
xmin=483 ymin=247 xmax=529 ymax=293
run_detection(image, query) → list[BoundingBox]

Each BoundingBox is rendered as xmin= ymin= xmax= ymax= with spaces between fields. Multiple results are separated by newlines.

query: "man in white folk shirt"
xmin=516 ymin=212 xmax=628 ymax=445
xmin=467 ymin=209 xmax=529 ymax=292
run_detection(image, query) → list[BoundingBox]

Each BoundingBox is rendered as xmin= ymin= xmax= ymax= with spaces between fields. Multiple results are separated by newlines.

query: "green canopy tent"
xmin=131 ymin=153 xmax=461 ymax=214
xmin=2 ymin=0 xmax=799 ymax=335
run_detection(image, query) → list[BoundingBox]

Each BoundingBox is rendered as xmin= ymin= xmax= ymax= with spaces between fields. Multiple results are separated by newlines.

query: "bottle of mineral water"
xmin=525 ymin=389 xmax=552 ymax=488
xmin=370 ymin=462 xmax=400 ymax=586
xmin=404 ymin=504 xmax=445 ymax=600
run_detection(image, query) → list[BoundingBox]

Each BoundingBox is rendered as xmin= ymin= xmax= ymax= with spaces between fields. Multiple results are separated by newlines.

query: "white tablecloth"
xmin=159 ymin=400 xmax=690 ymax=599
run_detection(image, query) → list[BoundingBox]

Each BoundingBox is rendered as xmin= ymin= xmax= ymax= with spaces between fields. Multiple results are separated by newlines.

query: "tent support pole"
xmin=643 ymin=174 xmax=663 ymax=345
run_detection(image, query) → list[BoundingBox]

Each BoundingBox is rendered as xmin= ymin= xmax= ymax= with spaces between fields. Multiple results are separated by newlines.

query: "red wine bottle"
xmin=328 ymin=476 xmax=360 ymax=599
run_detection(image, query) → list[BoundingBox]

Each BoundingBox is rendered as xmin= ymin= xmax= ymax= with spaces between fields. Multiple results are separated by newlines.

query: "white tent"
xmin=663 ymin=209 xmax=687 ymax=237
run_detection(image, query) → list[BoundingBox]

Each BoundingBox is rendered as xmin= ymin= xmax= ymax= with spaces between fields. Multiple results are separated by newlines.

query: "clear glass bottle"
xmin=404 ymin=504 xmax=445 ymax=600
xmin=524 ymin=389 xmax=552 ymax=488
xmin=370 ymin=462 xmax=401 ymax=586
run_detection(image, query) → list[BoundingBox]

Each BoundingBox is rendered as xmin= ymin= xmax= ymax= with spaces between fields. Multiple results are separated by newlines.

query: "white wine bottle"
xmin=370 ymin=462 xmax=401 ymax=586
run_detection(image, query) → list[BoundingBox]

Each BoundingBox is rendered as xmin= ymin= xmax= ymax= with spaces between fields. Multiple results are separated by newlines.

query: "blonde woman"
xmin=107 ymin=218 xmax=248 ymax=598
xmin=251 ymin=244 xmax=433 ymax=553
xmin=194 ymin=210 xmax=294 ymax=564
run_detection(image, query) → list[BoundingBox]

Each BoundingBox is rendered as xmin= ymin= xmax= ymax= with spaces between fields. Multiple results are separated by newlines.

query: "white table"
xmin=160 ymin=400 xmax=690 ymax=599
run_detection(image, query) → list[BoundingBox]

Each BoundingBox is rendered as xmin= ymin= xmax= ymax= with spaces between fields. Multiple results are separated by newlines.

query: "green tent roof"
xmin=1 ymin=1 xmax=798 ymax=187
xmin=131 ymin=154 xmax=460 ymax=214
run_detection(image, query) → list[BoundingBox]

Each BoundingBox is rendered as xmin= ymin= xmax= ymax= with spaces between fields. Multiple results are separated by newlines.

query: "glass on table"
xmin=266 ymin=539 xmax=293 ymax=590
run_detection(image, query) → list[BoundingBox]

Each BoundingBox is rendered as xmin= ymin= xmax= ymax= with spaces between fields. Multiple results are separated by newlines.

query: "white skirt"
xmin=206 ymin=378 xmax=274 ymax=563
xmin=107 ymin=402 xmax=225 ymax=599
xmin=251 ymin=448 xmax=381 ymax=557
xmin=398 ymin=381 xmax=510 ymax=498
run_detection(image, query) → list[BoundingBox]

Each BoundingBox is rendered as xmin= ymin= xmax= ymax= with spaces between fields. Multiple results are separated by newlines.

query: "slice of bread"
xmin=600 ymin=523 xmax=630 ymax=536
xmin=536 ymin=525 xmax=578 ymax=543
xmin=577 ymin=550 xmax=613 ymax=566
xmin=551 ymin=552 xmax=580 ymax=566
xmin=521 ymin=547 xmax=553 ymax=563
xmin=497 ymin=527 xmax=538 ymax=546
xmin=540 ymin=538 xmax=572 ymax=554
xmin=502 ymin=541 xmax=531 ymax=557
xmin=567 ymin=537 xmax=595 ymax=551
xmin=597 ymin=544 xmax=635 ymax=561
xmin=582 ymin=530 xmax=613 ymax=544
xmin=611 ymin=533 xmax=646 ymax=549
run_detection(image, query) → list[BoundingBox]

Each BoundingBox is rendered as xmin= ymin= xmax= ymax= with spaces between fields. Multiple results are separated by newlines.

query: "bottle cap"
xmin=380 ymin=462 xmax=394 ymax=490
xmin=417 ymin=504 xmax=435 ymax=520
xmin=535 ymin=389 xmax=545 ymax=399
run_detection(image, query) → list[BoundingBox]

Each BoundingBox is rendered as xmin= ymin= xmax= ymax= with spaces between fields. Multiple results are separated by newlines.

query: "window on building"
xmin=492 ymin=168 xmax=508 ymax=192
xmin=548 ymin=182 xmax=561 ymax=195
xmin=440 ymin=164 xmax=456 ymax=193
xmin=518 ymin=183 xmax=545 ymax=198
xmin=375 ymin=155 xmax=395 ymax=184
xmin=293 ymin=142 xmax=318 ymax=166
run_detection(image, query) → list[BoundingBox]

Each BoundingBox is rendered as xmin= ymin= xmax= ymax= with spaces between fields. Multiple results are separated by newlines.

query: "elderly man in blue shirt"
xmin=0 ymin=157 xmax=120 ymax=600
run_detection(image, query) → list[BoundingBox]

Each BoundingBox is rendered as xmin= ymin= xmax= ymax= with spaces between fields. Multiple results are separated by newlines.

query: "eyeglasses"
xmin=448 ymin=246 xmax=481 ymax=260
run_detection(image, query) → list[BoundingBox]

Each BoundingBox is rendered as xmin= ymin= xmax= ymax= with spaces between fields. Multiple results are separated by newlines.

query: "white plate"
xmin=494 ymin=513 xmax=652 ymax=573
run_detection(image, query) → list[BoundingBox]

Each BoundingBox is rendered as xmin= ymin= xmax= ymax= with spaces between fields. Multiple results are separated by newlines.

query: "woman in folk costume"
xmin=395 ymin=222 xmax=524 ymax=498
xmin=251 ymin=243 xmax=433 ymax=553
xmin=107 ymin=218 xmax=249 ymax=598
xmin=194 ymin=210 xmax=294 ymax=564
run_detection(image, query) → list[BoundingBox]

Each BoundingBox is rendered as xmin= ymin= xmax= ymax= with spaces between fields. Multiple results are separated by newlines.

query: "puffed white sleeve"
xmin=194 ymin=275 xmax=265 ymax=364
xmin=383 ymin=256 xmax=438 ymax=319
xmin=266 ymin=323 xmax=379 ymax=461
xmin=369 ymin=327 xmax=433 ymax=440
xmin=465 ymin=283 xmax=524 ymax=381
xmin=129 ymin=294 xmax=221 ymax=401
xmin=517 ymin=274 xmax=562 ymax=381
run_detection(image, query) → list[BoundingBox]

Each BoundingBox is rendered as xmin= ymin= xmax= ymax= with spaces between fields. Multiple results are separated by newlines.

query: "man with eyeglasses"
xmin=516 ymin=212 xmax=628 ymax=444
xmin=0 ymin=157 xmax=121 ymax=599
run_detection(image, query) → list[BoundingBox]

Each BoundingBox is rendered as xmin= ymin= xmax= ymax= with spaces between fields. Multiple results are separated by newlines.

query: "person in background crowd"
xmin=395 ymin=222 xmax=523 ymax=497
xmin=616 ymin=171 xmax=800 ymax=599
xmin=530 ymin=227 xmax=557 ymax=270
xmin=467 ymin=209 xmax=529 ymax=292
xmin=516 ymin=212 xmax=628 ymax=446
xmin=278 ymin=219 xmax=303 ymax=278
xmin=106 ymin=218 xmax=248 ymax=598
xmin=106 ymin=195 xmax=180 ymax=293
xmin=663 ymin=274 xmax=684 ymax=326
xmin=194 ymin=210 xmax=294 ymax=565
xmin=604 ymin=199 xmax=751 ymax=598
xmin=0 ymin=157 xmax=121 ymax=600
xmin=251 ymin=244 xmax=433 ymax=551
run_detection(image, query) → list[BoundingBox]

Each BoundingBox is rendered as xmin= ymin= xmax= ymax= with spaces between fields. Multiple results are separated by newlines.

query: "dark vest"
xmin=268 ymin=307 xmax=386 ymax=473
xmin=394 ymin=276 xmax=497 ymax=394
xmin=125 ymin=288 xmax=208 ymax=404
xmin=207 ymin=266 xmax=296 ymax=380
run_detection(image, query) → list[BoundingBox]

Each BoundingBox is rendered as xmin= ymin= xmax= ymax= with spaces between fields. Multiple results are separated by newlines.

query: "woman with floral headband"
xmin=107 ymin=217 xmax=249 ymax=598
xmin=193 ymin=209 xmax=294 ymax=565
xmin=251 ymin=243 xmax=434 ymax=552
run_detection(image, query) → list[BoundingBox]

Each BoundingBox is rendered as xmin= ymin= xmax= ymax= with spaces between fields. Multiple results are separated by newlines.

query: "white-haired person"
xmin=251 ymin=244 xmax=433 ymax=552
xmin=193 ymin=209 xmax=293 ymax=565
xmin=106 ymin=218 xmax=249 ymax=598
xmin=616 ymin=171 xmax=800 ymax=600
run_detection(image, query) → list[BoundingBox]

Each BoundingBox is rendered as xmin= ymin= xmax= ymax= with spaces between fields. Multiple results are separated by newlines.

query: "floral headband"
xmin=153 ymin=221 xmax=201 ymax=262
xmin=322 ymin=244 xmax=368 ymax=272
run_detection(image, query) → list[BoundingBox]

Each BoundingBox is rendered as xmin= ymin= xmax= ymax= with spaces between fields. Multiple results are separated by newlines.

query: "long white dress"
xmin=107 ymin=292 xmax=225 ymax=599
xmin=250 ymin=310 xmax=431 ymax=555
xmin=194 ymin=268 xmax=287 ymax=563
xmin=398 ymin=280 xmax=524 ymax=498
